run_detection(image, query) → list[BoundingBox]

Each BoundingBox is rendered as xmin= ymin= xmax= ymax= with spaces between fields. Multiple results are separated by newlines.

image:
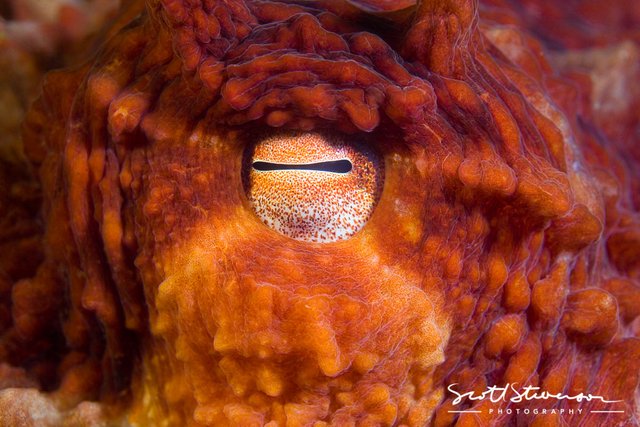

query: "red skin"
xmin=0 ymin=0 xmax=639 ymax=425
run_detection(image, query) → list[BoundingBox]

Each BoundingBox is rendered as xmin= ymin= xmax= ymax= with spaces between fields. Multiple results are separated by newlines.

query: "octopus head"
xmin=3 ymin=0 xmax=639 ymax=425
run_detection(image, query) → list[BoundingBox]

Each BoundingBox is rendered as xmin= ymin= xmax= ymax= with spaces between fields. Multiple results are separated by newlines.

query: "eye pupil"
xmin=252 ymin=160 xmax=353 ymax=174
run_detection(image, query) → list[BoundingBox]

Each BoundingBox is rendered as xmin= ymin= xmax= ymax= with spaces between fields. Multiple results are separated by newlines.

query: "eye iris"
xmin=244 ymin=132 xmax=384 ymax=243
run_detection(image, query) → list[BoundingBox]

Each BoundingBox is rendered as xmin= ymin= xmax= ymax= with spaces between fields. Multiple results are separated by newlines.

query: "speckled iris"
xmin=244 ymin=132 xmax=384 ymax=242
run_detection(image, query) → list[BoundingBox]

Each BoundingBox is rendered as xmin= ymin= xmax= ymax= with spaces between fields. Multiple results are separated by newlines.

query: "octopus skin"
xmin=0 ymin=0 xmax=639 ymax=426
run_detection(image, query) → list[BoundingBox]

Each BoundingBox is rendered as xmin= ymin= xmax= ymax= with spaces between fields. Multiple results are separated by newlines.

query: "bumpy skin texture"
xmin=1 ymin=0 xmax=639 ymax=426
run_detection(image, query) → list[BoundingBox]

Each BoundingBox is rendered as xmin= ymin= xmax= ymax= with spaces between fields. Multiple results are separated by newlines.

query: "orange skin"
xmin=0 ymin=0 xmax=639 ymax=426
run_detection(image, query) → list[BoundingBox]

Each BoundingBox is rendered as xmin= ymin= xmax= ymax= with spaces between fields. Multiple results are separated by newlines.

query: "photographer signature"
xmin=448 ymin=383 xmax=623 ymax=405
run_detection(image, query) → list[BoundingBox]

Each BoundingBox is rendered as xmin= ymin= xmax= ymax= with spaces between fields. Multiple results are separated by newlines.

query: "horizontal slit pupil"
xmin=253 ymin=159 xmax=353 ymax=173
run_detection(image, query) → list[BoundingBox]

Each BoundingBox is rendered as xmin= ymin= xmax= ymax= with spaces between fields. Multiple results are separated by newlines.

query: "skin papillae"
xmin=0 ymin=0 xmax=639 ymax=425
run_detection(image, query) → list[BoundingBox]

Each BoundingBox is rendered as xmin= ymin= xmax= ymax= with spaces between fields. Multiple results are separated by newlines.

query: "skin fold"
xmin=0 ymin=0 xmax=639 ymax=425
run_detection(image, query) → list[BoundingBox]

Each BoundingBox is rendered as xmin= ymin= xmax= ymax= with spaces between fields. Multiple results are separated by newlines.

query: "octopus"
xmin=0 ymin=0 xmax=639 ymax=426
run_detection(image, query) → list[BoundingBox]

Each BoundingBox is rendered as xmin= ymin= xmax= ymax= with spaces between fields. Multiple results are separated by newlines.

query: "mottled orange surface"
xmin=0 ymin=0 xmax=639 ymax=426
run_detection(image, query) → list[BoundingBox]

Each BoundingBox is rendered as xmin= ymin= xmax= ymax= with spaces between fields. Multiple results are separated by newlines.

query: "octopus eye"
xmin=243 ymin=132 xmax=384 ymax=243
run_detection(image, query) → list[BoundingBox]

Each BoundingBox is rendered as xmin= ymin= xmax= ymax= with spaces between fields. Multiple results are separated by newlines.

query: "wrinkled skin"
xmin=1 ymin=0 xmax=640 ymax=426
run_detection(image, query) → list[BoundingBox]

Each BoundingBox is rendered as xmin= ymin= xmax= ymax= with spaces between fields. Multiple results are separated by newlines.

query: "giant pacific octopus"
xmin=1 ymin=0 xmax=639 ymax=425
